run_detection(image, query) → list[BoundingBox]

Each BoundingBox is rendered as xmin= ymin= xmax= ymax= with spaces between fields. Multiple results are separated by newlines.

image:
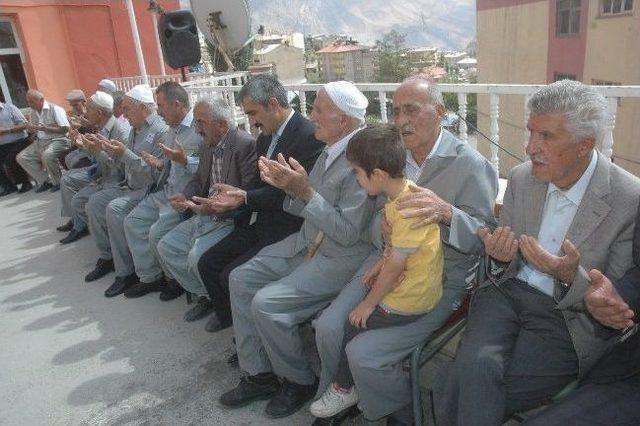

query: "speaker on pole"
xmin=158 ymin=10 xmax=201 ymax=69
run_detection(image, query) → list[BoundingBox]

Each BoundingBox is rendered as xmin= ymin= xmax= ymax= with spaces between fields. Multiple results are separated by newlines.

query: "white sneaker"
xmin=309 ymin=384 xmax=359 ymax=418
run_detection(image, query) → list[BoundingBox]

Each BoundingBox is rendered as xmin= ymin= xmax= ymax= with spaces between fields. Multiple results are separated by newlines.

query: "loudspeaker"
xmin=158 ymin=10 xmax=201 ymax=69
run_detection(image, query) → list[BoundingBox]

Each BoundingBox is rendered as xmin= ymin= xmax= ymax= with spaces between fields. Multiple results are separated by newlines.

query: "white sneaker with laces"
xmin=309 ymin=384 xmax=359 ymax=418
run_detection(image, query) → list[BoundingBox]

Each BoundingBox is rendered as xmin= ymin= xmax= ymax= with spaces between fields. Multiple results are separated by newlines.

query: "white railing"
xmin=180 ymin=81 xmax=640 ymax=177
xmin=110 ymin=72 xmax=251 ymax=92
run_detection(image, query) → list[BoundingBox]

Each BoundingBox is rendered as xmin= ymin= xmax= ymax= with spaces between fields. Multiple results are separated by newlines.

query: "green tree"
xmin=205 ymin=41 xmax=253 ymax=72
xmin=373 ymin=30 xmax=412 ymax=83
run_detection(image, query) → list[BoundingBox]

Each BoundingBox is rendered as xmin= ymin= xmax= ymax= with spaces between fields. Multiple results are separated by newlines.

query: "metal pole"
xmin=125 ymin=0 xmax=149 ymax=85
xmin=151 ymin=13 xmax=166 ymax=76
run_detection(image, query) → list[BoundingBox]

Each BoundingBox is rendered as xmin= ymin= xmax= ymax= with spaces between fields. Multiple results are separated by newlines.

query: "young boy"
xmin=310 ymin=123 xmax=444 ymax=418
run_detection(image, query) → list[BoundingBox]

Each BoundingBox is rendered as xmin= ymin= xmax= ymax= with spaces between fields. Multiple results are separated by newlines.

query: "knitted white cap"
xmin=126 ymin=84 xmax=154 ymax=104
xmin=97 ymin=79 xmax=117 ymax=93
xmin=90 ymin=91 xmax=114 ymax=110
xmin=323 ymin=81 xmax=368 ymax=121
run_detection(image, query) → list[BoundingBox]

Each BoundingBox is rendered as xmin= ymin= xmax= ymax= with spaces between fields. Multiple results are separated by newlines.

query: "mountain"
xmin=245 ymin=0 xmax=475 ymax=49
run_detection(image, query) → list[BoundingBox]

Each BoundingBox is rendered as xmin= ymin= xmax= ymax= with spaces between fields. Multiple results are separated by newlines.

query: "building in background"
xmin=407 ymin=47 xmax=439 ymax=69
xmin=0 ymin=0 xmax=179 ymax=108
xmin=252 ymin=43 xmax=306 ymax=84
xmin=477 ymin=0 xmax=640 ymax=176
xmin=317 ymin=40 xmax=374 ymax=82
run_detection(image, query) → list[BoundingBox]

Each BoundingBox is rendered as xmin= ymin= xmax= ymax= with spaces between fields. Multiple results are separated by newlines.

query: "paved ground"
xmin=0 ymin=189 xmax=322 ymax=426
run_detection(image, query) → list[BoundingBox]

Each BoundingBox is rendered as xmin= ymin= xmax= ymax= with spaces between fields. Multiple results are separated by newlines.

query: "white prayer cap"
xmin=90 ymin=91 xmax=114 ymax=110
xmin=66 ymin=89 xmax=86 ymax=101
xmin=126 ymin=84 xmax=154 ymax=104
xmin=322 ymin=81 xmax=368 ymax=121
xmin=97 ymin=79 xmax=117 ymax=93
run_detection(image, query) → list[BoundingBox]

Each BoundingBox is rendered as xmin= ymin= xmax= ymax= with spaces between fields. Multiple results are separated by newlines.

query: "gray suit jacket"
xmin=182 ymin=127 xmax=257 ymax=200
xmin=262 ymin=142 xmax=376 ymax=260
xmin=94 ymin=115 xmax=131 ymax=185
xmin=492 ymin=151 xmax=640 ymax=379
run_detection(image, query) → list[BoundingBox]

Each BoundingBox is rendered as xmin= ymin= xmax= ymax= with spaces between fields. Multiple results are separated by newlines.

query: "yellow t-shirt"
xmin=380 ymin=180 xmax=444 ymax=315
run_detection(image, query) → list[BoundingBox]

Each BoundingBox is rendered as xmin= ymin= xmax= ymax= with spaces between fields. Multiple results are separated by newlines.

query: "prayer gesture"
xmin=478 ymin=226 xmax=519 ymax=263
xmin=185 ymin=196 xmax=218 ymax=216
xmin=159 ymin=141 xmax=186 ymax=165
xmin=26 ymin=122 xmax=44 ymax=133
xmin=258 ymin=153 xmax=314 ymax=201
xmin=82 ymin=134 xmax=103 ymax=155
xmin=68 ymin=128 xmax=83 ymax=148
xmin=100 ymin=136 xmax=126 ymax=158
xmin=201 ymin=183 xmax=246 ymax=213
xmin=141 ymin=151 xmax=164 ymax=170
xmin=585 ymin=269 xmax=635 ymax=329
xmin=519 ymin=236 xmax=580 ymax=284
xmin=349 ymin=302 xmax=376 ymax=328
xmin=397 ymin=183 xmax=453 ymax=227
xmin=168 ymin=194 xmax=189 ymax=212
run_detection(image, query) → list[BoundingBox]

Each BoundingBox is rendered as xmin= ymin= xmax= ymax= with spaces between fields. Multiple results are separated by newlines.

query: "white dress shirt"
xmin=517 ymin=150 xmax=598 ymax=296
xmin=405 ymin=127 xmax=444 ymax=181
xmin=266 ymin=109 xmax=295 ymax=159
xmin=34 ymin=100 xmax=70 ymax=139
xmin=324 ymin=126 xmax=363 ymax=171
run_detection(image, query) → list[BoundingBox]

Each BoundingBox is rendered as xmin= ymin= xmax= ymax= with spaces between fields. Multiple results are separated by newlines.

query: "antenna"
xmin=190 ymin=0 xmax=252 ymax=71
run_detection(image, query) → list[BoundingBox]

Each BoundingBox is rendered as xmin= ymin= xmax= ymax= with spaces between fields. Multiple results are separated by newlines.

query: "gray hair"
xmin=195 ymin=97 xmax=236 ymax=127
xmin=27 ymin=89 xmax=44 ymax=100
xmin=238 ymin=74 xmax=289 ymax=108
xmin=111 ymin=91 xmax=125 ymax=108
xmin=403 ymin=75 xmax=444 ymax=107
xmin=528 ymin=80 xmax=609 ymax=142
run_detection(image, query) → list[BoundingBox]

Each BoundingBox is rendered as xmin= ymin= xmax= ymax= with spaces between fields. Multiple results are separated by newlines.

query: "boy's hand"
xmin=362 ymin=260 xmax=383 ymax=289
xmin=349 ymin=302 xmax=376 ymax=328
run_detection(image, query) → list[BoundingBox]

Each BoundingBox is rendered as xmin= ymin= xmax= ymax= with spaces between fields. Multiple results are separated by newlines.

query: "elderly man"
xmin=17 ymin=89 xmax=70 ymax=192
xmin=104 ymin=82 xmax=202 ymax=298
xmin=0 ymin=100 xmax=31 ymax=196
xmin=219 ymin=81 xmax=377 ymax=419
xmin=311 ymin=76 xmax=498 ymax=424
xmin=83 ymin=84 xmax=167 ymax=285
xmin=192 ymin=74 xmax=323 ymax=332
xmin=97 ymin=79 xmax=117 ymax=95
xmin=154 ymin=97 xmax=256 ymax=309
xmin=62 ymin=89 xmax=93 ymax=170
xmin=58 ymin=91 xmax=130 ymax=244
xmin=434 ymin=80 xmax=640 ymax=425
xmin=522 ymin=199 xmax=640 ymax=425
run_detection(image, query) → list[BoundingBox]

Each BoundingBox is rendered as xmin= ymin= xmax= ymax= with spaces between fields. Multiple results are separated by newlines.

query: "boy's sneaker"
xmin=309 ymin=384 xmax=358 ymax=418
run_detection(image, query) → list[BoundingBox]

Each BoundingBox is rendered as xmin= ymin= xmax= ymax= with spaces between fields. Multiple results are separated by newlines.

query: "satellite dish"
xmin=190 ymin=0 xmax=252 ymax=70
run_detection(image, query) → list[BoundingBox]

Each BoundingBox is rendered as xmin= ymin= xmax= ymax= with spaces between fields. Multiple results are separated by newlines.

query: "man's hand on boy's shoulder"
xmin=396 ymin=183 xmax=452 ymax=228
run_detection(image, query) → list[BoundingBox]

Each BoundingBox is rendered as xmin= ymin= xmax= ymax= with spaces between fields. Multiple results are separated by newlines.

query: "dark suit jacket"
xmin=585 ymin=197 xmax=640 ymax=383
xmin=181 ymin=127 xmax=257 ymax=220
xmin=242 ymin=111 xmax=324 ymax=244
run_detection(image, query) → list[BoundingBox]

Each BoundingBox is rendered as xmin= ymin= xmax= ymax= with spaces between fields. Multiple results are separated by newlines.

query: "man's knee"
xmin=315 ymin=307 xmax=346 ymax=347
xmin=148 ymin=221 xmax=163 ymax=247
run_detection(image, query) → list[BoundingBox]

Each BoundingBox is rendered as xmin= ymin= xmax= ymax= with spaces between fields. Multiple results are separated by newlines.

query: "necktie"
xmin=266 ymin=133 xmax=280 ymax=159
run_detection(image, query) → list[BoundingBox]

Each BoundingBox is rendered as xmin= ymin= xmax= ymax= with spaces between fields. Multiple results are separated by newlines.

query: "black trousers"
xmin=197 ymin=224 xmax=266 ymax=323
xmin=0 ymin=138 xmax=30 ymax=187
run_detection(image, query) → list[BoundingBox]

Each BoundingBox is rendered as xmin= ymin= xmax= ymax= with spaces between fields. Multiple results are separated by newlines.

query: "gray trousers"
xmin=229 ymin=245 xmax=368 ymax=386
xmin=434 ymin=279 xmax=579 ymax=426
xmin=124 ymin=191 xmax=182 ymax=283
xmin=314 ymin=250 xmax=462 ymax=420
xmin=71 ymin=183 xmax=105 ymax=232
xmin=60 ymin=167 xmax=92 ymax=218
xmin=157 ymin=215 xmax=233 ymax=294
xmin=86 ymin=187 xmax=144 ymax=270
xmin=523 ymin=374 xmax=640 ymax=426
xmin=16 ymin=137 xmax=69 ymax=185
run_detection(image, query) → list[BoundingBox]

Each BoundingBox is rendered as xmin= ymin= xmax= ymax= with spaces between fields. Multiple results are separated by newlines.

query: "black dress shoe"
xmin=265 ymin=378 xmax=318 ymax=418
xmin=49 ymin=184 xmax=60 ymax=193
xmin=124 ymin=278 xmax=164 ymax=298
xmin=59 ymin=228 xmax=89 ymax=244
xmin=35 ymin=181 xmax=53 ymax=193
xmin=0 ymin=185 xmax=17 ymax=197
xmin=219 ymin=373 xmax=280 ymax=408
xmin=56 ymin=220 xmax=74 ymax=232
xmin=184 ymin=296 xmax=215 ymax=322
xmin=84 ymin=258 xmax=114 ymax=282
xmin=105 ymin=274 xmax=138 ymax=298
xmin=159 ymin=279 xmax=184 ymax=301
xmin=18 ymin=182 xmax=33 ymax=193
xmin=205 ymin=314 xmax=232 ymax=333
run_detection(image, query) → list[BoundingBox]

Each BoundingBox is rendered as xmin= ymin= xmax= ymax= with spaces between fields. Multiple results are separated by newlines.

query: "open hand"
xmin=519 ymin=236 xmax=580 ymax=284
xmin=478 ymin=226 xmax=519 ymax=263
xmin=396 ymin=183 xmax=453 ymax=228
xmin=141 ymin=151 xmax=164 ymax=170
xmin=585 ymin=269 xmax=635 ymax=329
xmin=159 ymin=141 xmax=187 ymax=165
xmin=258 ymin=154 xmax=314 ymax=201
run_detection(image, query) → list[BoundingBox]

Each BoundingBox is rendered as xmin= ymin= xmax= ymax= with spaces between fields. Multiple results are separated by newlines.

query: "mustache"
xmin=529 ymin=153 xmax=547 ymax=164
xmin=399 ymin=124 xmax=415 ymax=135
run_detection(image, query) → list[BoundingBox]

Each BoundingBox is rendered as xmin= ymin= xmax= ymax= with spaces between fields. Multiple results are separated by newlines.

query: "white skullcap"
xmin=323 ymin=81 xmax=368 ymax=121
xmin=66 ymin=89 xmax=86 ymax=101
xmin=126 ymin=84 xmax=154 ymax=104
xmin=90 ymin=91 xmax=114 ymax=110
xmin=98 ymin=79 xmax=117 ymax=93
